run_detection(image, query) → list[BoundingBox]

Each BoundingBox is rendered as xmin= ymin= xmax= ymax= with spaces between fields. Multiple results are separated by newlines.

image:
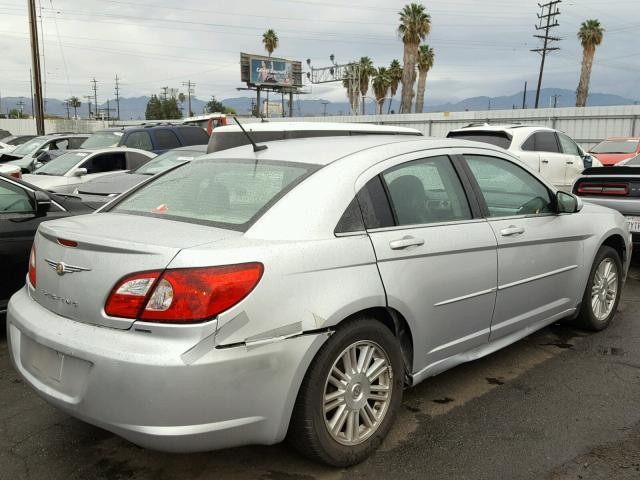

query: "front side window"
xmin=0 ymin=180 xmax=33 ymax=213
xmin=81 ymin=153 xmax=126 ymax=173
xmin=111 ymin=159 xmax=318 ymax=230
xmin=154 ymin=130 xmax=181 ymax=150
xmin=464 ymin=155 xmax=553 ymax=217
xmin=557 ymin=133 xmax=581 ymax=156
xmin=124 ymin=131 xmax=154 ymax=151
xmin=381 ymin=156 xmax=471 ymax=226
xmin=521 ymin=131 xmax=560 ymax=153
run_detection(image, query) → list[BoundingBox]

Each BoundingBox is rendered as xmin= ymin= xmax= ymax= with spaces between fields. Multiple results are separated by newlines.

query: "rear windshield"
xmin=81 ymin=131 xmax=123 ymax=149
xmin=446 ymin=131 xmax=512 ymax=149
xmin=591 ymin=140 xmax=639 ymax=154
xmin=111 ymin=159 xmax=318 ymax=230
xmin=135 ymin=149 xmax=204 ymax=175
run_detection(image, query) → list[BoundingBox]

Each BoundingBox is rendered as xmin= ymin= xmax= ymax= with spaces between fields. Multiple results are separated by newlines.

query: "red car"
xmin=589 ymin=137 xmax=640 ymax=166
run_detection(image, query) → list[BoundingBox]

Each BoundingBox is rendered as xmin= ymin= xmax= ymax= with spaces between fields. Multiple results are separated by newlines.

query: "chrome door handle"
xmin=541 ymin=159 xmax=549 ymax=164
xmin=566 ymin=161 xmax=574 ymax=164
xmin=500 ymin=225 xmax=525 ymax=236
xmin=389 ymin=236 xmax=425 ymax=250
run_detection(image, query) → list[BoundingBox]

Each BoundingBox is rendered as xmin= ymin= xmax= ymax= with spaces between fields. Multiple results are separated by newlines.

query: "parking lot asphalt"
xmin=1 ymin=261 xmax=639 ymax=480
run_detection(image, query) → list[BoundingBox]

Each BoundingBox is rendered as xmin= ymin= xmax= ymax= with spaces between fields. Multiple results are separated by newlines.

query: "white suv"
xmin=447 ymin=124 xmax=601 ymax=190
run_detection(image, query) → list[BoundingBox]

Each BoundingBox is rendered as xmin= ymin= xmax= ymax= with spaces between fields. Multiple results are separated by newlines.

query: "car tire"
xmin=287 ymin=317 xmax=404 ymax=467
xmin=574 ymin=246 xmax=623 ymax=331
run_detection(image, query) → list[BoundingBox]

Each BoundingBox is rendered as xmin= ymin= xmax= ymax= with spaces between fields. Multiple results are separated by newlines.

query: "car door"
xmin=124 ymin=131 xmax=154 ymax=152
xmin=460 ymin=153 xmax=585 ymax=341
xmin=521 ymin=131 xmax=566 ymax=188
xmin=557 ymin=132 xmax=585 ymax=187
xmin=0 ymin=179 xmax=70 ymax=307
xmin=63 ymin=152 xmax=128 ymax=193
xmin=357 ymin=152 xmax=498 ymax=372
xmin=152 ymin=129 xmax=181 ymax=154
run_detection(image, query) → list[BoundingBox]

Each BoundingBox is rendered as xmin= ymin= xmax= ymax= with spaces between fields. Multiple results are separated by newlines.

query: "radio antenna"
xmin=234 ymin=117 xmax=267 ymax=152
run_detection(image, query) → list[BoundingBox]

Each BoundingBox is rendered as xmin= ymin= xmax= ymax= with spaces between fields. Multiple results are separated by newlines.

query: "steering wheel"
xmin=516 ymin=196 xmax=548 ymax=216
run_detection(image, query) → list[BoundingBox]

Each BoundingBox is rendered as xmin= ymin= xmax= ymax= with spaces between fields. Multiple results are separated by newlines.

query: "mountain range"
xmin=2 ymin=88 xmax=637 ymax=119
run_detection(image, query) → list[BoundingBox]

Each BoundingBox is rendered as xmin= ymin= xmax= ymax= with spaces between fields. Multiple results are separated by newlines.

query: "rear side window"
xmin=357 ymin=176 xmax=395 ymax=229
xmin=154 ymin=130 xmax=181 ymax=150
xmin=521 ymin=132 xmax=560 ymax=153
xmin=335 ymin=197 xmax=365 ymax=234
xmin=81 ymin=153 xmax=126 ymax=173
xmin=125 ymin=131 xmax=153 ymax=151
xmin=68 ymin=137 xmax=88 ymax=149
xmin=111 ymin=159 xmax=319 ymax=230
xmin=447 ymin=131 xmax=512 ymax=149
xmin=177 ymin=126 xmax=209 ymax=146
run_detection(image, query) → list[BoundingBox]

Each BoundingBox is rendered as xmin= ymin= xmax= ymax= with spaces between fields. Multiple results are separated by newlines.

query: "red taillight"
xmin=57 ymin=238 xmax=78 ymax=247
xmin=576 ymin=182 xmax=629 ymax=196
xmin=28 ymin=244 xmax=36 ymax=288
xmin=10 ymin=170 xmax=21 ymax=179
xmin=105 ymin=263 xmax=263 ymax=323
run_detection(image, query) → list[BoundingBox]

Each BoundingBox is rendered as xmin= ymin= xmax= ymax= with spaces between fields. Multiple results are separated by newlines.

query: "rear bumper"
xmin=7 ymin=287 xmax=327 ymax=452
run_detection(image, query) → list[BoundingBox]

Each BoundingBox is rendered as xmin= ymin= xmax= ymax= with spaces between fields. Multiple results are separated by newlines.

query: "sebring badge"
xmin=44 ymin=259 xmax=91 ymax=276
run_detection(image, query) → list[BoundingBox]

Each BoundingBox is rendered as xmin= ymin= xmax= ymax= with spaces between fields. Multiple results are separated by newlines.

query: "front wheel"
xmin=287 ymin=318 xmax=404 ymax=467
xmin=574 ymin=246 xmax=623 ymax=331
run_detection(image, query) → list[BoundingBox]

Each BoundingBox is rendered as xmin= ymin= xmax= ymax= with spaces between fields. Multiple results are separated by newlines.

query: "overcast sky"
xmin=1 ymin=0 xmax=638 ymax=105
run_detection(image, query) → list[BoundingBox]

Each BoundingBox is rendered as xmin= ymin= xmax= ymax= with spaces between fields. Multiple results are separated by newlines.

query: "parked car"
xmin=80 ymin=124 xmax=209 ymax=154
xmin=207 ymin=121 xmax=423 ymax=153
xmin=22 ymin=148 xmax=156 ymax=193
xmin=0 ymin=135 xmax=37 ymax=149
xmin=0 ymin=128 xmax=11 ymax=141
xmin=446 ymin=124 xmax=601 ymax=190
xmin=573 ymin=165 xmax=640 ymax=247
xmin=0 ymin=174 xmax=92 ymax=313
xmin=74 ymin=145 xmax=207 ymax=207
xmin=588 ymin=137 xmax=640 ymax=166
xmin=0 ymin=163 xmax=21 ymax=179
xmin=7 ymin=136 xmax=631 ymax=466
xmin=0 ymin=133 xmax=90 ymax=172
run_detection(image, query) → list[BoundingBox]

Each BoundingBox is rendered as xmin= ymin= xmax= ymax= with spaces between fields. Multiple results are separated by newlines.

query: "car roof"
xmin=206 ymin=135 xmax=507 ymax=166
xmin=57 ymin=147 xmax=155 ymax=156
xmin=601 ymin=136 xmax=640 ymax=141
xmin=99 ymin=123 xmax=201 ymax=131
xmin=171 ymin=144 xmax=208 ymax=152
xmin=213 ymin=121 xmax=421 ymax=135
xmin=450 ymin=123 xmax=554 ymax=133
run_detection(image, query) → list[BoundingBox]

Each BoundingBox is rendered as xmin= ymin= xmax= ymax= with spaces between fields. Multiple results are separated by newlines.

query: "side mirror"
xmin=582 ymin=154 xmax=594 ymax=169
xmin=73 ymin=167 xmax=88 ymax=177
xmin=557 ymin=191 xmax=583 ymax=214
xmin=34 ymin=190 xmax=51 ymax=216
xmin=35 ymin=150 xmax=50 ymax=163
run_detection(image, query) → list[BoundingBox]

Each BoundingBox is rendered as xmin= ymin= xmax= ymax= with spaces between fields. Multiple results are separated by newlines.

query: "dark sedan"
xmin=0 ymin=174 xmax=93 ymax=312
xmin=74 ymin=144 xmax=207 ymax=207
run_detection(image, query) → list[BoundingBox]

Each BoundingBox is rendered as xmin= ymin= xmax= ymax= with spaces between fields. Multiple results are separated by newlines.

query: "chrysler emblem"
xmin=44 ymin=259 xmax=91 ymax=276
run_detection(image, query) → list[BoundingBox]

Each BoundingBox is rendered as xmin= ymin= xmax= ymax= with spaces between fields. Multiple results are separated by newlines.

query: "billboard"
xmin=241 ymin=53 xmax=303 ymax=88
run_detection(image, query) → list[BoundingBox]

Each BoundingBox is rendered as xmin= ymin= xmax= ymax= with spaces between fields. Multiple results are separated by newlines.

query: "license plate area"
xmin=626 ymin=215 xmax=640 ymax=233
xmin=21 ymin=334 xmax=64 ymax=383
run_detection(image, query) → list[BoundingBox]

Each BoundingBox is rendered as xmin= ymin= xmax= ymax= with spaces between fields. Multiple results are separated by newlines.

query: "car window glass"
xmin=50 ymin=139 xmax=69 ymax=150
xmin=124 ymin=131 xmax=153 ymax=151
xmin=81 ymin=153 xmax=127 ymax=173
xmin=381 ymin=156 xmax=471 ymax=226
xmin=522 ymin=132 xmax=559 ymax=153
xmin=465 ymin=155 xmax=553 ymax=217
xmin=177 ymin=127 xmax=209 ymax=145
xmin=68 ymin=137 xmax=87 ymax=149
xmin=446 ymin=131 xmax=512 ymax=149
xmin=0 ymin=180 xmax=33 ymax=213
xmin=358 ymin=176 xmax=395 ymax=229
xmin=557 ymin=133 xmax=581 ymax=156
xmin=335 ymin=197 xmax=365 ymax=234
xmin=154 ymin=130 xmax=181 ymax=150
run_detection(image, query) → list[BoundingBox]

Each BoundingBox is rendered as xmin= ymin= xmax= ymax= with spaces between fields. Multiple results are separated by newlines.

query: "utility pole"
xmin=522 ymin=81 xmax=528 ymax=109
xmin=181 ymin=81 xmax=195 ymax=117
xmin=17 ymin=100 xmax=25 ymax=119
xmin=91 ymin=78 xmax=98 ymax=119
xmin=551 ymin=94 xmax=561 ymax=108
xmin=321 ymin=101 xmax=329 ymax=117
xmin=65 ymin=100 xmax=70 ymax=119
xmin=531 ymin=0 xmax=561 ymax=109
xmin=161 ymin=86 xmax=169 ymax=102
xmin=114 ymin=74 xmax=121 ymax=120
xmin=28 ymin=0 xmax=45 ymax=134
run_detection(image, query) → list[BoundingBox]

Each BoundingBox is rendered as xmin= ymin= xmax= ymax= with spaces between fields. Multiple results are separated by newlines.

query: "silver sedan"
xmin=6 ymin=136 xmax=632 ymax=466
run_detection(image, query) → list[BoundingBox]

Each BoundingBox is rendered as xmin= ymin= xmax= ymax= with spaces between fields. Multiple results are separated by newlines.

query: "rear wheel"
xmin=574 ymin=246 xmax=622 ymax=331
xmin=288 ymin=318 xmax=404 ymax=467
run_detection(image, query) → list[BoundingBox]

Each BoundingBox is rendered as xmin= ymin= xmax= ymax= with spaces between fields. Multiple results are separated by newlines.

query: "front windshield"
xmin=81 ymin=131 xmax=123 ymax=148
xmin=591 ymin=140 xmax=639 ymax=154
xmin=135 ymin=149 xmax=203 ymax=175
xmin=34 ymin=151 xmax=88 ymax=176
xmin=11 ymin=136 xmax=47 ymax=156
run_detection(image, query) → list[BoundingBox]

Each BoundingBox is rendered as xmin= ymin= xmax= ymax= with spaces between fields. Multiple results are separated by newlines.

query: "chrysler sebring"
xmin=7 ymin=136 xmax=632 ymax=466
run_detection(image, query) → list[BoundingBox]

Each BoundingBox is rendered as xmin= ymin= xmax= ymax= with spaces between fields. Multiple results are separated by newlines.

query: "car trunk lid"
xmin=31 ymin=213 xmax=240 ymax=329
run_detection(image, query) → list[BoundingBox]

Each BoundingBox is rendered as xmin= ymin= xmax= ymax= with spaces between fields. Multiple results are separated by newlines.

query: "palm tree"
xmin=358 ymin=56 xmax=375 ymax=114
xmin=415 ymin=44 xmax=434 ymax=113
xmin=342 ymin=64 xmax=360 ymax=115
xmin=372 ymin=67 xmax=391 ymax=115
xmin=576 ymin=19 xmax=604 ymax=107
xmin=387 ymin=59 xmax=403 ymax=113
xmin=398 ymin=3 xmax=431 ymax=113
xmin=68 ymin=96 xmax=81 ymax=119
xmin=262 ymin=29 xmax=279 ymax=57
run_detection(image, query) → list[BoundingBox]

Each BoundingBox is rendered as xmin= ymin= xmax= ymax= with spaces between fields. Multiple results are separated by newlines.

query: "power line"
xmin=531 ymin=0 xmax=562 ymax=108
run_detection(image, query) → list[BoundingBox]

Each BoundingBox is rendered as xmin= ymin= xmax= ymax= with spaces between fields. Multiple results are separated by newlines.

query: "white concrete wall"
xmin=0 ymin=119 xmax=149 ymax=136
